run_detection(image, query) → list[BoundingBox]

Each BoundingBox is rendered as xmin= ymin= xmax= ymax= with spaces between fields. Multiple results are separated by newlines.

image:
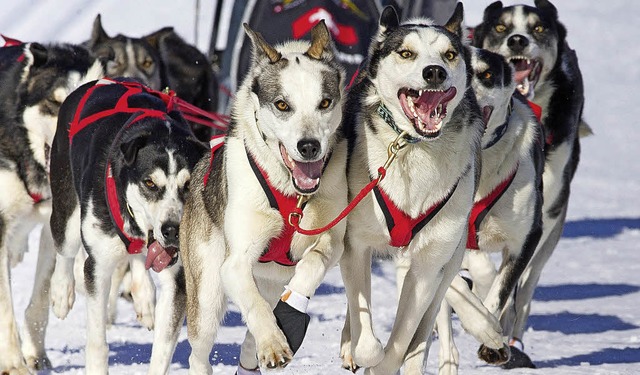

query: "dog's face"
xmin=87 ymin=14 xmax=162 ymax=90
xmin=473 ymin=0 xmax=566 ymax=99
xmin=119 ymin=117 xmax=206 ymax=271
xmin=469 ymin=47 xmax=515 ymax=131
xmin=245 ymin=21 xmax=345 ymax=195
xmin=19 ymin=43 xmax=106 ymax=166
xmin=367 ymin=5 xmax=468 ymax=140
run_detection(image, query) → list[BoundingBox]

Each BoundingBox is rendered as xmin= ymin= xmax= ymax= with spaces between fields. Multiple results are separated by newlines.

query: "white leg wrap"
xmin=280 ymin=285 xmax=309 ymax=313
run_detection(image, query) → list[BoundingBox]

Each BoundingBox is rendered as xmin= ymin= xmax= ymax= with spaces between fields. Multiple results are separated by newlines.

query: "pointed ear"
xmin=88 ymin=14 xmax=110 ymax=48
xmin=27 ymin=43 xmax=48 ymax=68
xmin=535 ymin=0 xmax=558 ymax=19
xmin=120 ymin=133 xmax=149 ymax=166
xmin=379 ymin=6 xmax=400 ymax=35
xmin=144 ymin=26 xmax=174 ymax=49
xmin=306 ymin=20 xmax=333 ymax=60
xmin=483 ymin=1 xmax=504 ymax=21
xmin=243 ymin=23 xmax=281 ymax=64
xmin=444 ymin=2 xmax=464 ymax=37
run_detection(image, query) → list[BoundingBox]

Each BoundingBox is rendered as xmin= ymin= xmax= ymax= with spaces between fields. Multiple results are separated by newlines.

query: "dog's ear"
xmin=379 ymin=6 xmax=400 ymax=35
xmin=535 ymin=0 xmax=558 ymax=18
xmin=27 ymin=43 xmax=48 ymax=68
xmin=243 ymin=23 xmax=281 ymax=64
xmin=306 ymin=20 xmax=333 ymax=60
xmin=444 ymin=2 xmax=464 ymax=38
xmin=144 ymin=26 xmax=174 ymax=50
xmin=483 ymin=1 xmax=504 ymax=21
xmin=120 ymin=133 xmax=150 ymax=166
xmin=88 ymin=14 xmax=110 ymax=48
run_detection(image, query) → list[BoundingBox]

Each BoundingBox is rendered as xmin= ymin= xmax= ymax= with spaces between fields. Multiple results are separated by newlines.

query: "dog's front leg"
xmin=339 ymin=237 xmax=384 ymax=368
xmin=128 ymin=254 xmax=156 ymax=330
xmin=148 ymin=262 xmax=185 ymax=375
xmin=222 ymin=254 xmax=292 ymax=369
xmin=83 ymin=240 xmax=127 ymax=375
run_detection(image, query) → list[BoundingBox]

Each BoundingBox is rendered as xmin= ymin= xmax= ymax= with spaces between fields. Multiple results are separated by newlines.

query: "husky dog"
xmin=88 ymin=15 xmax=218 ymax=142
xmin=48 ymin=78 xmax=207 ymax=374
xmin=0 ymin=40 xmax=106 ymax=373
xmin=473 ymin=0 xmax=585 ymax=367
xmin=87 ymin=14 xmax=162 ymax=90
xmin=338 ymin=5 xmax=484 ymax=374
xmin=180 ymin=21 xmax=347 ymax=373
xmin=434 ymin=46 xmax=545 ymax=374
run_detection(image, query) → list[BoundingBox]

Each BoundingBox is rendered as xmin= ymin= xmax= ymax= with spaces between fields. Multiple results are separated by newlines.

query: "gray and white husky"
xmin=338 ymin=5 xmax=484 ymax=374
xmin=435 ymin=46 xmax=545 ymax=375
xmin=180 ymin=21 xmax=347 ymax=373
xmin=472 ymin=0 xmax=586 ymax=367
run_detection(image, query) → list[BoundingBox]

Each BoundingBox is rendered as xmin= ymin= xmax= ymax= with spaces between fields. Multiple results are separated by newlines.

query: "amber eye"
xmin=483 ymin=71 xmax=492 ymax=80
xmin=319 ymin=98 xmax=332 ymax=109
xmin=495 ymin=24 xmax=507 ymax=33
xmin=399 ymin=50 xmax=413 ymax=59
xmin=534 ymin=25 xmax=545 ymax=33
xmin=142 ymin=59 xmax=154 ymax=69
xmin=275 ymin=100 xmax=290 ymax=111
xmin=444 ymin=51 xmax=457 ymax=61
xmin=144 ymin=178 xmax=157 ymax=190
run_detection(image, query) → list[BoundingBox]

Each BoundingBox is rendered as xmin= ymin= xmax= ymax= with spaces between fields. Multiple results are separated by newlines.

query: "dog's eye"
xmin=319 ymin=98 xmax=332 ymax=109
xmin=495 ymin=24 xmax=507 ymax=33
xmin=444 ymin=51 xmax=457 ymax=61
xmin=398 ymin=50 xmax=413 ymax=59
xmin=141 ymin=59 xmax=154 ymax=69
xmin=275 ymin=100 xmax=290 ymax=112
xmin=534 ymin=25 xmax=545 ymax=33
xmin=483 ymin=71 xmax=492 ymax=80
xmin=143 ymin=178 xmax=157 ymax=190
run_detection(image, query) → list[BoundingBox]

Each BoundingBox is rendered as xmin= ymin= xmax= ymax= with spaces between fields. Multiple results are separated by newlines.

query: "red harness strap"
xmin=202 ymin=140 xmax=299 ymax=266
xmin=526 ymin=100 xmax=549 ymax=144
xmin=467 ymin=165 xmax=519 ymax=250
xmin=373 ymin=183 xmax=458 ymax=248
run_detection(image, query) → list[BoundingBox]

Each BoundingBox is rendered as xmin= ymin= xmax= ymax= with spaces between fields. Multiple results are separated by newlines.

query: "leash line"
xmin=289 ymin=132 xmax=408 ymax=236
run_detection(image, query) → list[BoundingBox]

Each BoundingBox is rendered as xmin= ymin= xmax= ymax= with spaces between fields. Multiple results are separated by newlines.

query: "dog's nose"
xmin=507 ymin=34 xmax=529 ymax=53
xmin=161 ymin=223 xmax=179 ymax=244
xmin=297 ymin=139 xmax=321 ymax=160
xmin=423 ymin=65 xmax=447 ymax=85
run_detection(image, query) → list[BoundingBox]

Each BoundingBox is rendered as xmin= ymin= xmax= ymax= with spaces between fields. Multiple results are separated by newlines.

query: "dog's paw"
xmin=352 ymin=337 xmax=384 ymax=368
xmin=256 ymin=332 xmax=293 ymax=369
xmin=49 ymin=267 xmax=75 ymax=319
xmin=24 ymin=354 xmax=52 ymax=371
xmin=459 ymin=312 xmax=503 ymax=350
xmin=0 ymin=360 xmax=33 ymax=375
xmin=339 ymin=340 xmax=360 ymax=373
xmin=477 ymin=343 xmax=510 ymax=365
xmin=130 ymin=273 xmax=156 ymax=330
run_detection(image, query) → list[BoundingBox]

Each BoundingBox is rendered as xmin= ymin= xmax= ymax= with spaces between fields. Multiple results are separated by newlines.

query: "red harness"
xmin=466 ymin=165 xmax=518 ymax=250
xmin=373 ymin=183 xmax=458 ymax=248
xmin=204 ymin=140 xmax=300 ymax=266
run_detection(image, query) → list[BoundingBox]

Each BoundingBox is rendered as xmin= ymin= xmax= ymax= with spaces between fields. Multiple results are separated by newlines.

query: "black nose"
xmin=161 ymin=223 xmax=179 ymax=244
xmin=423 ymin=65 xmax=447 ymax=85
xmin=507 ymin=34 xmax=529 ymax=53
xmin=297 ymin=139 xmax=321 ymax=160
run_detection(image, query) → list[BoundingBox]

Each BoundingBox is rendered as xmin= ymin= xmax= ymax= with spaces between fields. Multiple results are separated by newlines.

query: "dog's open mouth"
xmin=509 ymin=56 xmax=542 ymax=98
xmin=398 ymin=87 xmax=457 ymax=138
xmin=144 ymin=232 xmax=179 ymax=273
xmin=481 ymin=105 xmax=494 ymax=129
xmin=280 ymin=144 xmax=326 ymax=195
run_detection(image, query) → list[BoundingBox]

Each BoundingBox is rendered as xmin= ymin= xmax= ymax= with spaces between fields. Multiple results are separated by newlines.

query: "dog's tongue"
xmin=513 ymin=59 xmax=533 ymax=84
xmin=290 ymin=159 xmax=323 ymax=191
xmin=400 ymin=87 xmax=457 ymax=134
xmin=482 ymin=106 xmax=494 ymax=129
xmin=145 ymin=241 xmax=177 ymax=273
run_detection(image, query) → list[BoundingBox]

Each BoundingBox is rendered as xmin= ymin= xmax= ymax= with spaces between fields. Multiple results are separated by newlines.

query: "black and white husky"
xmin=0 ymin=40 xmax=106 ymax=374
xmin=473 ymin=0 xmax=585 ymax=367
xmin=338 ymin=5 xmax=484 ymax=374
xmin=48 ymin=77 xmax=206 ymax=374
xmin=180 ymin=21 xmax=347 ymax=374
xmin=435 ymin=46 xmax=545 ymax=374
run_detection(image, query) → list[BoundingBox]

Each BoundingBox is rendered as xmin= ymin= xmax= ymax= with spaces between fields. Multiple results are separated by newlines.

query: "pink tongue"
xmin=292 ymin=159 xmax=323 ymax=191
xmin=145 ymin=241 xmax=176 ymax=273
xmin=482 ymin=106 xmax=494 ymax=128
xmin=512 ymin=60 xmax=532 ymax=83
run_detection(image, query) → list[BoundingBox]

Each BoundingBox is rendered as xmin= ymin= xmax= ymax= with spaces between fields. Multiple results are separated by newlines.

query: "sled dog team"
xmin=1 ymin=0 xmax=586 ymax=374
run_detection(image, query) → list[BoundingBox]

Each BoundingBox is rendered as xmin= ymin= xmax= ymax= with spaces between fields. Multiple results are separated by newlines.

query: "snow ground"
xmin=5 ymin=0 xmax=640 ymax=374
